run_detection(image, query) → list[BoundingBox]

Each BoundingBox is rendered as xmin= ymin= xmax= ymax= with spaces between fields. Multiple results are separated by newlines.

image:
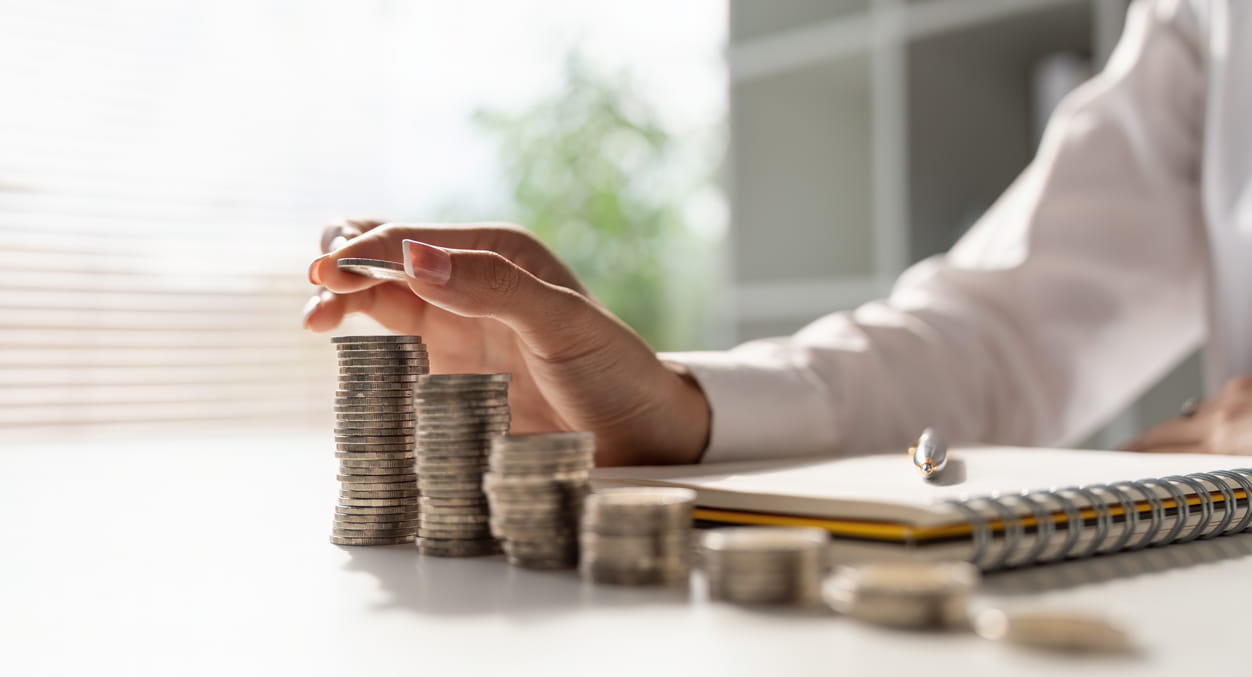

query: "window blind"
xmin=0 ymin=0 xmax=410 ymax=438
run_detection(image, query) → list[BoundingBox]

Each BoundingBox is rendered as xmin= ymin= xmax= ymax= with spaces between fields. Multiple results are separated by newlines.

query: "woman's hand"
xmin=1125 ymin=376 xmax=1252 ymax=455
xmin=302 ymin=219 xmax=710 ymax=467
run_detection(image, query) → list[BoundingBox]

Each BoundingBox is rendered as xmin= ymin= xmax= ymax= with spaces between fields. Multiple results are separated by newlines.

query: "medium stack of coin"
xmin=579 ymin=487 xmax=695 ymax=585
xmin=700 ymin=527 xmax=829 ymax=605
xmin=330 ymin=335 xmax=428 ymax=546
xmin=824 ymin=561 xmax=979 ymax=628
xmin=484 ymin=432 xmax=596 ymax=569
xmin=413 ymin=373 xmax=511 ymax=557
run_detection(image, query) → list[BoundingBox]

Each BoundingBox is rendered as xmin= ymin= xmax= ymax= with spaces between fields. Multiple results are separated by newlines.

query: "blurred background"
xmin=0 ymin=0 xmax=1198 ymax=448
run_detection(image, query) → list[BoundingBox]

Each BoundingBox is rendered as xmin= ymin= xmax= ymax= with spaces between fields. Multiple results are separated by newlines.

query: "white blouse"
xmin=665 ymin=0 xmax=1252 ymax=463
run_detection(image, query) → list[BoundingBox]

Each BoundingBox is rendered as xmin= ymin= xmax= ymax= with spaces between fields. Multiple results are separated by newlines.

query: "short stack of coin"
xmin=331 ymin=335 xmax=427 ymax=546
xmin=413 ymin=373 xmax=511 ymax=557
xmin=484 ymin=432 xmax=596 ymax=569
xmin=700 ymin=527 xmax=829 ymax=605
xmin=825 ymin=561 xmax=978 ymax=628
xmin=579 ymin=487 xmax=695 ymax=585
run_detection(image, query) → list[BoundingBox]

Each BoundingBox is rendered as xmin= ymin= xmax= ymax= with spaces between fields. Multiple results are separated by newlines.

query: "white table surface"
xmin=3 ymin=430 xmax=1250 ymax=676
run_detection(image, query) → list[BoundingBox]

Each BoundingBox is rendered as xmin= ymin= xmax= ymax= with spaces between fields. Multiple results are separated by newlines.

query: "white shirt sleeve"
xmin=664 ymin=0 xmax=1209 ymax=463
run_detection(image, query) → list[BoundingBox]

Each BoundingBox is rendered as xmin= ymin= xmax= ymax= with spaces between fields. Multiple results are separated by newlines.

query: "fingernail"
xmin=330 ymin=236 xmax=349 ymax=251
xmin=308 ymin=256 xmax=326 ymax=285
xmin=403 ymin=239 xmax=452 ymax=286
xmin=300 ymin=294 xmax=321 ymax=329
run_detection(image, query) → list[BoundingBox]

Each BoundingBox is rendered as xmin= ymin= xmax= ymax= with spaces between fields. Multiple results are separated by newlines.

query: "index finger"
xmin=320 ymin=217 xmax=386 ymax=253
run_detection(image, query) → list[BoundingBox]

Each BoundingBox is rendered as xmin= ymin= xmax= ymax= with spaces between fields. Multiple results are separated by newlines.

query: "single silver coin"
xmin=415 ymin=400 xmax=511 ymax=410
xmin=334 ymin=434 xmax=416 ymax=443
xmin=336 ymin=389 xmax=417 ymax=399
xmin=335 ymin=504 xmax=421 ymax=515
xmin=338 ymin=459 xmax=414 ymax=469
xmin=334 ymin=451 xmax=414 ymax=460
xmin=340 ymin=489 xmax=419 ymax=499
xmin=972 ymin=608 xmax=1132 ymax=653
xmin=336 ymin=442 xmax=415 ymax=452
xmin=339 ymin=372 xmax=422 ymax=383
xmin=333 ymin=404 xmax=417 ymax=414
xmin=338 ymin=360 xmax=430 ymax=369
xmin=330 ymin=535 xmax=417 ymax=546
xmin=338 ymin=497 xmax=420 ymax=508
xmin=417 ymin=373 xmax=511 ymax=384
xmin=339 ymin=365 xmax=429 ymax=375
xmin=331 ymin=334 xmax=422 ymax=344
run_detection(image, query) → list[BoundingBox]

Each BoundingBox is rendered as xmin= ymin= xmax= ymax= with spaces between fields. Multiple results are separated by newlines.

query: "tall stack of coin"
xmin=700 ymin=527 xmax=829 ymax=605
xmin=579 ymin=487 xmax=695 ymax=585
xmin=484 ymin=432 xmax=596 ymax=569
xmin=413 ymin=373 xmax=511 ymax=557
xmin=331 ymin=335 xmax=428 ymax=546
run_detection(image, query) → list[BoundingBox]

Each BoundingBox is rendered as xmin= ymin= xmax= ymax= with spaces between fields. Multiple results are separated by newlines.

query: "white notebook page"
xmin=590 ymin=447 xmax=1252 ymax=526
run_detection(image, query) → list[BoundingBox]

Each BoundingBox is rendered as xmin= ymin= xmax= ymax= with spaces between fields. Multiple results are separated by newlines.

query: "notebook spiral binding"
xmin=944 ymin=468 xmax=1252 ymax=570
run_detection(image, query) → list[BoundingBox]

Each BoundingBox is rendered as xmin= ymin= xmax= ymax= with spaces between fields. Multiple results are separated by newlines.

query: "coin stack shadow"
xmin=483 ymin=432 xmax=596 ymax=570
xmin=579 ymin=487 xmax=696 ymax=585
xmin=331 ymin=335 xmax=428 ymax=546
xmin=414 ymin=373 xmax=512 ymax=557
xmin=699 ymin=527 xmax=829 ymax=605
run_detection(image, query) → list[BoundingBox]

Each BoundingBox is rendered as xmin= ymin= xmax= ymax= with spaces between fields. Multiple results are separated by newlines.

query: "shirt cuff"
xmin=659 ymin=350 xmax=839 ymax=464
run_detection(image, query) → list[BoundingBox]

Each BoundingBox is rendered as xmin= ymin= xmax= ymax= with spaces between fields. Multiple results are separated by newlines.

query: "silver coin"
xmin=418 ymin=414 xmax=512 ymax=425
xmin=339 ymin=365 xmax=429 ymax=376
xmin=337 ymin=357 xmax=430 ymax=368
xmin=338 ymin=458 xmax=414 ymax=469
xmin=416 ymin=538 xmax=500 ymax=558
xmin=339 ymin=372 xmax=422 ymax=383
xmin=336 ymin=258 xmax=408 ymax=282
xmin=336 ymin=469 xmax=418 ymax=479
xmin=972 ymin=608 xmax=1132 ymax=653
xmin=340 ymin=489 xmax=419 ymax=499
xmin=415 ymin=399 xmax=510 ymax=411
xmin=419 ymin=496 xmax=488 ymax=507
xmin=336 ymin=465 xmax=417 ymax=477
xmin=331 ymin=535 xmax=417 ymax=546
xmin=334 ymin=404 xmax=416 ymax=414
xmin=420 ymin=512 xmax=490 ymax=525
xmin=336 ymin=442 xmax=415 ymax=452
xmin=339 ymin=383 xmax=419 ymax=393
xmin=494 ymin=431 xmax=593 ymax=447
xmin=418 ymin=488 xmax=487 ymax=499
xmin=337 ymin=475 xmax=418 ymax=485
xmin=334 ymin=339 xmax=426 ymax=349
xmin=418 ymin=527 xmax=494 ymax=541
xmin=824 ymin=561 xmax=977 ymax=626
xmin=334 ymin=433 xmax=416 ymax=443
xmin=334 ymin=425 xmax=417 ymax=436
xmin=417 ymin=373 xmax=511 ymax=384
xmin=334 ymin=451 xmax=415 ymax=460
xmin=339 ymin=498 xmax=420 ymax=508
xmin=331 ymin=333 xmax=421 ymax=344
xmin=335 ymin=504 xmax=421 ymax=515
xmin=334 ymin=513 xmax=420 ymax=525
xmin=336 ymin=389 xmax=417 ymax=399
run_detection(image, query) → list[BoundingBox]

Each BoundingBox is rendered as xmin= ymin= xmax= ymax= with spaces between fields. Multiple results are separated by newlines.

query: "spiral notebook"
xmin=590 ymin=447 xmax=1252 ymax=571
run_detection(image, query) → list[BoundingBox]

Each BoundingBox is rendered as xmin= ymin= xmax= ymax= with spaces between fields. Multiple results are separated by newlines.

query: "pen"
xmin=909 ymin=427 xmax=947 ymax=480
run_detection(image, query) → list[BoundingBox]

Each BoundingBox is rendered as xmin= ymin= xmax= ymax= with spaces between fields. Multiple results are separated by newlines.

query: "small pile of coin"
xmin=824 ymin=561 xmax=978 ymax=628
xmin=330 ymin=335 xmax=428 ymax=546
xmin=579 ymin=487 xmax=695 ymax=585
xmin=414 ymin=373 xmax=511 ymax=557
xmin=700 ymin=527 xmax=829 ymax=605
xmin=484 ymin=432 xmax=596 ymax=569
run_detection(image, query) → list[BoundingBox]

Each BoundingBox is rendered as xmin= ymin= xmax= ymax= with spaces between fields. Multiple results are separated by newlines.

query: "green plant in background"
xmin=467 ymin=51 xmax=719 ymax=352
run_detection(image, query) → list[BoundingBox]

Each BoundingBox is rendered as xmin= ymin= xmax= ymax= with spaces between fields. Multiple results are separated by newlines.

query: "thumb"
xmin=402 ymin=239 xmax=598 ymax=361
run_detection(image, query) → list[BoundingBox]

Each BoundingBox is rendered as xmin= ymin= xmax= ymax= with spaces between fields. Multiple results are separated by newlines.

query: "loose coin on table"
xmin=700 ymin=527 xmax=829 ymax=606
xmin=973 ymin=608 xmax=1133 ymax=653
